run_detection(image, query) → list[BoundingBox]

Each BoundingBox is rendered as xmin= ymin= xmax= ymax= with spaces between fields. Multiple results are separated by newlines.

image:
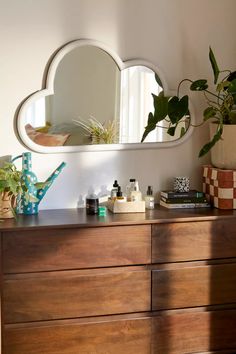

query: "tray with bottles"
xmin=107 ymin=199 xmax=145 ymax=213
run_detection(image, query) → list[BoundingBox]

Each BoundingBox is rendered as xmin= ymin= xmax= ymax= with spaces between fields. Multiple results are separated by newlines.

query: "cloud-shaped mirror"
xmin=17 ymin=39 xmax=194 ymax=153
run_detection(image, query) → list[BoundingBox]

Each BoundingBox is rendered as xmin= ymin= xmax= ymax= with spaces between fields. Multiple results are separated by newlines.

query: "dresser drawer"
xmin=152 ymin=309 xmax=236 ymax=354
xmin=3 ymin=225 xmax=151 ymax=273
xmin=4 ymin=267 xmax=151 ymax=323
xmin=152 ymin=219 xmax=236 ymax=263
xmin=4 ymin=316 xmax=151 ymax=354
xmin=152 ymin=262 xmax=236 ymax=310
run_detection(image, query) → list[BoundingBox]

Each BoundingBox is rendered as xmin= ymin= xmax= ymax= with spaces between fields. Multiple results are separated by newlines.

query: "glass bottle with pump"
xmin=145 ymin=186 xmax=155 ymax=209
xmin=130 ymin=181 xmax=142 ymax=202
xmin=126 ymin=178 xmax=136 ymax=201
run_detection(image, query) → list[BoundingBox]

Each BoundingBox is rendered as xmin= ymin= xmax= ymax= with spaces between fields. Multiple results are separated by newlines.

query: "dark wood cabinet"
xmin=1 ymin=207 xmax=236 ymax=353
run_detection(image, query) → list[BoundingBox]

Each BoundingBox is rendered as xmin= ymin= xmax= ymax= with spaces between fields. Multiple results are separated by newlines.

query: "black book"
xmin=161 ymin=196 xmax=207 ymax=204
xmin=160 ymin=189 xmax=204 ymax=199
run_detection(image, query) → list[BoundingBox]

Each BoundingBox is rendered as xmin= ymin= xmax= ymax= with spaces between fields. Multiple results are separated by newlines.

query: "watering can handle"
xmin=11 ymin=154 xmax=23 ymax=163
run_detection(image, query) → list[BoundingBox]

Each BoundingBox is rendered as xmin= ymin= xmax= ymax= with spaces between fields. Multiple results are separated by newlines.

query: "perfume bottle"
xmin=126 ymin=178 xmax=136 ymax=201
xmin=130 ymin=181 xmax=142 ymax=202
xmin=145 ymin=186 xmax=155 ymax=209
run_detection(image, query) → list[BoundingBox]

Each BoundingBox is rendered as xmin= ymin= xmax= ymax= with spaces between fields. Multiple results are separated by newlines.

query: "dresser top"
xmin=0 ymin=206 xmax=236 ymax=231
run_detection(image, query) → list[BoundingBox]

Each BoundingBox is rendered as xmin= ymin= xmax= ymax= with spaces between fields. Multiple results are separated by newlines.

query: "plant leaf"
xmin=155 ymin=73 xmax=163 ymax=88
xmin=199 ymin=125 xmax=223 ymax=157
xmin=227 ymin=71 xmax=236 ymax=82
xmin=152 ymin=94 xmax=169 ymax=122
xmin=141 ymin=113 xmax=157 ymax=142
xmin=167 ymin=126 xmax=176 ymax=136
xmin=229 ymin=111 xmax=236 ymax=124
xmin=190 ymin=80 xmax=208 ymax=91
xmin=227 ymin=78 xmax=236 ymax=94
xmin=180 ymin=127 xmax=186 ymax=137
xmin=209 ymin=47 xmax=220 ymax=84
xmin=168 ymin=95 xmax=189 ymax=124
xmin=203 ymin=107 xmax=217 ymax=120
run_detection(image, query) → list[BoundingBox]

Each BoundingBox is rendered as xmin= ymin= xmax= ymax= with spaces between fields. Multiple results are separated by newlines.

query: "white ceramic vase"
xmin=210 ymin=122 xmax=236 ymax=169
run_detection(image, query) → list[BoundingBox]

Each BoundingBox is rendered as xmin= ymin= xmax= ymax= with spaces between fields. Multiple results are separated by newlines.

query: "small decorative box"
xmin=202 ymin=165 xmax=236 ymax=209
xmin=107 ymin=199 xmax=146 ymax=213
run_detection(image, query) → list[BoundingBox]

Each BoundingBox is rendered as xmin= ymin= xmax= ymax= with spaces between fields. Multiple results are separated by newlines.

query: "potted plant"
xmin=141 ymin=47 xmax=236 ymax=168
xmin=0 ymin=162 xmax=33 ymax=218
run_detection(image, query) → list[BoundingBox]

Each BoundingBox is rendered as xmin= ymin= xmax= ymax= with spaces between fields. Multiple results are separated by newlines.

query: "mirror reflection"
xmin=22 ymin=44 xmax=190 ymax=149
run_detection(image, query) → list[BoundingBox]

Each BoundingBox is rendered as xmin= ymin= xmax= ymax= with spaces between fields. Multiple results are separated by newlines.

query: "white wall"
xmin=0 ymin=0 xmax=235 ymax=209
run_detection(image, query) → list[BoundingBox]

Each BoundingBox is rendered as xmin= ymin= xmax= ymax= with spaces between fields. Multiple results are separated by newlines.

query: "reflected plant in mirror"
xmin=141 ymin=74 xmax=190 ymax=143
xmin=73 ymin=116 xmax=118 ymax=144
xmin=17 ymin=39 xmax=194 ymax=153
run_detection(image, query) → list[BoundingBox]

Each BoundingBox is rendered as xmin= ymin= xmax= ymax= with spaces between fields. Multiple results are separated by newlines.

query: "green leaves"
xmin=141 ymin=45 xmax=236 ymax=159
xmin=209 ymin=46 xmax=220 ymax=84
xmin=203 ymin=107 xmax=217 ymax=120
xmin=141 ymin=94 xmax=189 ymax=142
xmin=152 ymin=93 xmax=169 ymax=121
xmin=199 ymin=125 xmax=223 ymax=157
xmin=168 ymin=96 xmax=189 ymax=123
xmin=141 ymin=112 xmax=157 ymax=142
xmin=228 ymin=78 xmax=236 ymax=94
xmin=190 ymin=80 xmax=208 ymax=91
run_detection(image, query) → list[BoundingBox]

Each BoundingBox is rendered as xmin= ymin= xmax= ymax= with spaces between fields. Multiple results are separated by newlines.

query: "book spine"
xmin=160 ymin=200 xmax=210 ymax=209
xmin=161 ymin=197 xmax=207 ymax=204
xmin=161 ymin=191 xmax=204 ymax=199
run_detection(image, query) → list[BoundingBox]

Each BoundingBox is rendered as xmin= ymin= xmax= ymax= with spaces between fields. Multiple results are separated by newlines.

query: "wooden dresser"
xmin=1 ymin=207 xmax=236 ymax=354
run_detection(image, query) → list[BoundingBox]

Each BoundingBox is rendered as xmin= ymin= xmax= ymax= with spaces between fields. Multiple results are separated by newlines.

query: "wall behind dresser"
xmin=0 ymin=0 xmax=235 ymax=209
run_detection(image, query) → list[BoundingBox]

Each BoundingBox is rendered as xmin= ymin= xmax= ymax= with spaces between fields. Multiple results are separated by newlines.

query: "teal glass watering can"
xmin=12 ymin=152 xmax=66 ymax=215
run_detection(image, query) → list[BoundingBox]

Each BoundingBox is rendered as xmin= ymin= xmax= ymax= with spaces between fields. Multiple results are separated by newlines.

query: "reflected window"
xmin=119 ymin=66 xmax=162 ymax=143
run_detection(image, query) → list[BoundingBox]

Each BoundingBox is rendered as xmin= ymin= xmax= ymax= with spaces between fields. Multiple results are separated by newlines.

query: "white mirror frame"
xmin=17 ymin=39 xmax=195 ymax=153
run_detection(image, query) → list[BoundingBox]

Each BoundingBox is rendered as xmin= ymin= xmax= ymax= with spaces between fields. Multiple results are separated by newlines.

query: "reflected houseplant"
xmin=141 ymin=47 xmax=236 ymax=167
xmin=73 ymin=116 xmax=118 ymax=144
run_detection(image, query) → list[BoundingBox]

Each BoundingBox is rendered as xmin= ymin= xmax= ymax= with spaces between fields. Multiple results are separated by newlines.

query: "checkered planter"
xmin=202 ymin=165 xmax=236 ymax=209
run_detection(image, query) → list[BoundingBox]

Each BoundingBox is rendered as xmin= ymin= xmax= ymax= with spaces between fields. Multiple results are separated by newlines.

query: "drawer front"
xmin=152 ymin=219 xmax=236 ymax=263
xmin=3 ymin=225 xmax=151 ymax=273
xmin=4 ymin=269 xmax=151 ymax=323
xmin=152 ymin=309 xmax=236 ymax=354
xmin=4 ymin=317 xmax=151 ymax=354
xmin=152 ymin=263 xmax=236 ymax=310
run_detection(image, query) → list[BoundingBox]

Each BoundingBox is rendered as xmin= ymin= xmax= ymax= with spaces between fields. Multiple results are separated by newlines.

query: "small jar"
xmin=86 ymin=194 xmax=99 ymax=215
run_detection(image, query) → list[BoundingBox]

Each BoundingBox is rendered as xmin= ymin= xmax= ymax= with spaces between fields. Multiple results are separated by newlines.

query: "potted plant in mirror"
xmin=141 ymin=47 xmax=236 ymax=169
xmin=0 ymin=162 xmax=36 ymax=219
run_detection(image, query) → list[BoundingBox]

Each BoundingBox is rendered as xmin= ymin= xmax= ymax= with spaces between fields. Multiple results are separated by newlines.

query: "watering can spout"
xmin=37 ymin=162 xmax=66 ymax=202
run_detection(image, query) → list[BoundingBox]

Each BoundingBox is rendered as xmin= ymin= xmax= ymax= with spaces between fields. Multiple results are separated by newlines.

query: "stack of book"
xmin=160 ymin=189 xmax=210 ymax=209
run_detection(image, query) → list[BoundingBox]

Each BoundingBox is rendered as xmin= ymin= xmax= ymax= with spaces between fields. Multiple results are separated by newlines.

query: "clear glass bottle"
xmin=130 ymin=181 xmax=142 ymax=202
xmin=145 ymin=186 xmax=155 ymax=209
xmin=126 ymin=178 xmax=136 ymax=201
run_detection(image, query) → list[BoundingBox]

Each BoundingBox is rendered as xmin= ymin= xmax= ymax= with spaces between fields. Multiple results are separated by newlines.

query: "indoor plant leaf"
xmin=152 ymin=94 xmax=169 ymax=121
xmin=190 ymin=80 xmax=208 ymax=91
xmin=198 ymin=125 xmax=223 ymax=157
xmin=168 ymin=95 xmax=189 ymax=124
xmin=167 ymin=126 xmax=177 ymax=136
xmin=155 ymin=74 xmax=163 ymax=88
xmin=203 ymin=107 xmax=217 ymax=120
xmin=209 ymin=46 xmax=220 ymax=84
xmin=141 ymin=113 xmax=157 ymax=142
xmin=227 ymin=78 xmax=236 ymax=93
